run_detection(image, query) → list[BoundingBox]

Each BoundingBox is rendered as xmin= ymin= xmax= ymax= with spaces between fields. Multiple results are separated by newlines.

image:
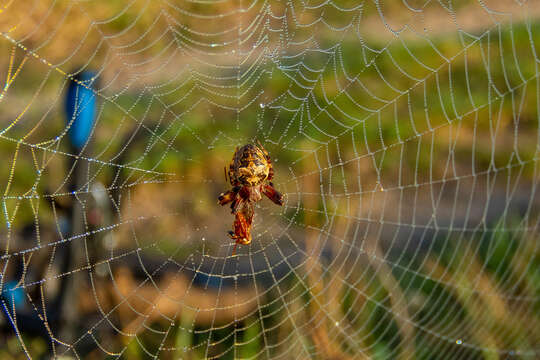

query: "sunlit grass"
xmin=0 ymin=3 xmax=538 ymax=359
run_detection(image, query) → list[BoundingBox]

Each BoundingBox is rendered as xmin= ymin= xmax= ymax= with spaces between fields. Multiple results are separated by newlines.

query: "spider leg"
xmin=228 ymin=211 xmax=253 ymax=256
xmin=230 ymin=196 xmax=243 ymax=213
xmin=267 ymin=165 xmax=274 ymax=181
xmin=224 ymin=166 xmax=228 ymax=183
xmin=228 ymin=230 xmax=239 ymax=256
xmin=228 ymin=163 xmax=236 ymax=185
xmin=231 ymin=186 xmax=251 ymax=213
xmin=227 ymin=211 xmax=251 ymax=240
xmin=218 ymin=188 xmax=236 ymax=206
xmin=236 ymin=211 xmax=253 ymax=245
xmin=262 ymin=183 xmax=284 ymax=206
xmin=256 ymin=139 xmax=268 ymax=155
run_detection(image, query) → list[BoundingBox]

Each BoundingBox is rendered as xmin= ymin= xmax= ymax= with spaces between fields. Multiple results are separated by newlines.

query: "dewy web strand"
xmin=0 ymin=1 xmax=539 ymax=359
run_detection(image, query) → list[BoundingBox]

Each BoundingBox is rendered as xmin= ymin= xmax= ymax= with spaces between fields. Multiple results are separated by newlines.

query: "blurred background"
xmin=0 ymin=0 xmax=539 ymax=359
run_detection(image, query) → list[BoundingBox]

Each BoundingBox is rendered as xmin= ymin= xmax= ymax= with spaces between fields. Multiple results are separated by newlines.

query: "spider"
xmin=218 ymin=142 xmax=283 ymax=255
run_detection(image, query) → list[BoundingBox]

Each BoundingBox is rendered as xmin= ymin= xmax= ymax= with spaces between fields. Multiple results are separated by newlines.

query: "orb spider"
xmin=218 ymin=142 xmax=283 ymax=255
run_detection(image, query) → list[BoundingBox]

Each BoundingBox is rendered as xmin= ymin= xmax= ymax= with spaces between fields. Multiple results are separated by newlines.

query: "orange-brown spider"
xmin=218 ymin=142 xmax=283 ymax=255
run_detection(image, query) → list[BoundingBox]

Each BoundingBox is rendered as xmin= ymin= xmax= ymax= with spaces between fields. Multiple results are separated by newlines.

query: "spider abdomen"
xmin=230 ymin=144 xmax=270 ymax=187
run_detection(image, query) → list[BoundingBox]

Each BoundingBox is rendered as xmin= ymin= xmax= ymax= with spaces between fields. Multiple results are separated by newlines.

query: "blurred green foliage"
xmin=0 ymin=4 xmax=538 ymax=359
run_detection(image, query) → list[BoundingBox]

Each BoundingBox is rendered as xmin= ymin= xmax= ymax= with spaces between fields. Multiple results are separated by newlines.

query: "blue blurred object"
xmin=64 ymin=71 xmax=97 ymax=149
xmin=1 ymin=281 xmax=25 ymax=310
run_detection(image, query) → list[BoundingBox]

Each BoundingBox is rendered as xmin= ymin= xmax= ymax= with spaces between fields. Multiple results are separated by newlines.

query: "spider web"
xmin=0 ymin=0 xmax=539 ymax=359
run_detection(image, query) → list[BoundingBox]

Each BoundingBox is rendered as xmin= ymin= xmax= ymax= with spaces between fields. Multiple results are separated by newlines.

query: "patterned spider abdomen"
xmin=229 ymin=144 xmax=270 ymax=186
